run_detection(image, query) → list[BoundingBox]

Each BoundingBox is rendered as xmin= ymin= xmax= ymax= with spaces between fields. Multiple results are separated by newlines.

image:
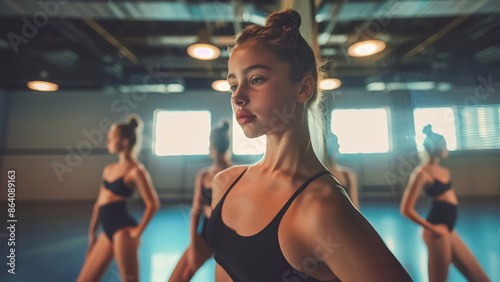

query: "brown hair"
xmin=116 ymin=114 xmax=143 ymax=158
xmin=210 ymin=118 xmax=231 ymax=153
xmin=423 ymin=124 xmax=446 ymax=157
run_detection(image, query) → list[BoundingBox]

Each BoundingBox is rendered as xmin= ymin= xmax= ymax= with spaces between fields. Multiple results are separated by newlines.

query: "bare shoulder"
xmin=291 ymin=173 xmax=367 ymax=251
xmin=194 ymin=167 xmax=211 ymax=190
xmin=211 ymin=165 xmax=248 ymax=207
xmin=213 ymin=165 xmax=248 ymax=191
xmin=297 ymin=173 xmax=354 ymax=217
xmin=128 ymin=162 xmax=149 ymax=180
xmin=102 ymin=163 xmax=114 ymax=177
xmin=412 ymin=165 xmax=431 ymax=182
xmin=196 ymin=166 xmax=210 ymax=179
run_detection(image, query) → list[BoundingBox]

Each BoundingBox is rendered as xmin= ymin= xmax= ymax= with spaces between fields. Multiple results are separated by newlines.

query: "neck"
xmin=118 ymin=150 xmax=134 ymax=164
xmin=426 ymin=156 xmax=440 ymax=166
xmin=257 ymin=109 xmax=325 ymax=177
xmin=213 ymin=152 xmax=231 ymax=170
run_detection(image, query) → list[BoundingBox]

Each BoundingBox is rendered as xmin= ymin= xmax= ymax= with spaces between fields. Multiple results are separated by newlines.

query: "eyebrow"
xmin=227 ymin=64 xmax=271 ymax=80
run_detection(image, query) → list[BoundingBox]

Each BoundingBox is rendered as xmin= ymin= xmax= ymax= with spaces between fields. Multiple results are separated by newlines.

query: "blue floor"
xmin=0 ymin=199 xmax=498 ymax=282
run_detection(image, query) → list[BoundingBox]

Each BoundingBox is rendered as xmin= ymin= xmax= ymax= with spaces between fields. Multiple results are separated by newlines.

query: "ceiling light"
xmin=437 ymin=82 xmax=453 ymax=92
xmin=407 ymin=81 xmax=435 ymax=91
xmin=187 ymin=23 xmax=220 ymax=60
xmin=27 ymin=81 xmax=58 ymax=91
xmin=386 ymin=82 xmax=407 ymax=91
xmin=166 ymin=84 xmax=185 ymax=93
xmin=119 ymin=84 xmax=184 ymax=94
xmin=348 ymin=40 xmax=386 ymax=57
xmin=366 ymin=82 xmax=386 ymax=91
xmin=187 ymin=43 xmax=220 ymax=60
xmin=320 ymin=78 xmax=341 ymax=90
xmin=212 ymin=80 xmax=230 ymax=92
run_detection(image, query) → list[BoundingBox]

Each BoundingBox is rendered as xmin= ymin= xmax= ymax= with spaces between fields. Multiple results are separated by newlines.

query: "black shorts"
xmin=426 ymin=200 xmax=458 ymax=231
xmin=99 ymin=201 xmax=137 ymax=242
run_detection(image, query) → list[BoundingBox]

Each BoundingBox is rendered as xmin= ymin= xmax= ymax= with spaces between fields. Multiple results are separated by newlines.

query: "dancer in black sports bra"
xmin=169 ymin=120 xmax=233 ymax=282
xmin=77 ymin=115 xmax=160 ymax=282
xmin=325 ymin=132 xmax=359 ymax=209
xmin=206 ymin=9 xmax=411 ymax=282
xmin=401 ymin=124 xmax=489 ymax=282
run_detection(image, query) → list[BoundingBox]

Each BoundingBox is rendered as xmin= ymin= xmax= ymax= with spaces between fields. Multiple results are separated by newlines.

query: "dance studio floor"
xmin=1 ymin=199 xmax=498 ymax=282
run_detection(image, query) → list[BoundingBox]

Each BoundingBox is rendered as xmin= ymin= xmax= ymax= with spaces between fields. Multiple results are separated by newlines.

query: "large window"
xmin=413 ymin=107 xmax=457 ymax=151
xmin=414 ymin=105 xmax=500 ymax=151
xmin=458 ymin=105 xmax=500 ymax=150
xmin=331 ymin=108 xmax=390 ymax=154
xmin=231 ymin=115 xmax=266 ymax=155
xmin=154 ymin=110 xmax=211 ymax=156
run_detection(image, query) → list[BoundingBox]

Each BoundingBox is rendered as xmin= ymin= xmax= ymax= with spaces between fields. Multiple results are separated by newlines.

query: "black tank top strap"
xmin=106 ymin=164 xmax=136 ymax=182
xmin=274 ymin=169 xmax=332 ymax=221
xmin=218 ymin=167 xmax=248 ymax=204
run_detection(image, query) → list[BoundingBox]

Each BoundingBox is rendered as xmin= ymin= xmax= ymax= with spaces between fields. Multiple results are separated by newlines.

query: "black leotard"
xmin=100 ymin=167 xmax=137 ymax=241
xmin=207 ymin=167 xmax=339 ymax=282
xmin=421 ymin=170 xmax=457 ymax=231
xmin=426 ymin=200 xmax=457 ymax=231
xmin=99 ymin=201 xmax=137 ymax=241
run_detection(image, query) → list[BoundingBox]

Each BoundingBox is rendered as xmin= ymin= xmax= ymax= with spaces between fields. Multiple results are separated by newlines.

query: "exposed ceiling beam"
xmin=401 ymin=15 xmax=470 ymax=63
xmin=318 ymin=0 xmax=346 ymax=46
xmin=83 ymin=18 xmax=139 ymax=64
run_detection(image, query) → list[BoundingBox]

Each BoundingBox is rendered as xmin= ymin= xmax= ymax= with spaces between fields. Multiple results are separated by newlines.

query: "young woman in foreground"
xmin=77 ymin=115 xmax=160 ymax=282
xmin=401 ymin=124 xmax=489 ymax=282
xmin=168 ymin=120 xmax=233 ymax=281
xmin=206 ymin=9 xmax=411 ymax=282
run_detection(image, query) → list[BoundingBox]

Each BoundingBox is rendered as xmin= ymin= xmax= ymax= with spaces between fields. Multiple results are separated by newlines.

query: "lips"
xmin=236 ymin=110 xmax=256 ymax=125
xmin=237 ymin=115 xmax=256 ymax=125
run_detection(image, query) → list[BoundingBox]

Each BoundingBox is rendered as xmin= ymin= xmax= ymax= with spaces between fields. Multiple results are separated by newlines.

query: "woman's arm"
xmin=302 ymin=184 xmax=412 ymax=281
xmin=400 ymin=169 xmax=436 ymax=231
xmin=130 ymin=165 xmax=160 ymax=238
xmin=189 ymin=170 xmax=205 ymax=243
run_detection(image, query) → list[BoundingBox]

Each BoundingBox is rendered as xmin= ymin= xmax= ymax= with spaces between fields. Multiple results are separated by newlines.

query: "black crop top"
xmin=103 ymin=177 xmax=134 ymax=198
xmin=422 ymin=169 xmax=452 ymax=197
xmin=201 ymin=184 xmax=212 ymax=206
xmin=207 ymin=167 xmax=340 ymax=282
xmin=425 ymin=179 xmax=452 ymax=197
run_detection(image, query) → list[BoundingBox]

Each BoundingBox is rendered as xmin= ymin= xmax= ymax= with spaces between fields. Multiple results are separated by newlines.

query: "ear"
xmin=296 ymin=75 xmax=315 ymax=104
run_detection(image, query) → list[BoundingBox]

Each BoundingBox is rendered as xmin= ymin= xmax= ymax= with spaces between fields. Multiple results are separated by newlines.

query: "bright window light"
xmin=154 ymin=111 xmax=211 ymax=156
xmin=460 ymin=105 xmax=500 ymax=150
xmin=331 ymin=108 xmax=390 ymax=154
xmin=231 ymin=115 xmax=266 ymax=155
xmin=413 ymin=107 xmax=457 ymax=151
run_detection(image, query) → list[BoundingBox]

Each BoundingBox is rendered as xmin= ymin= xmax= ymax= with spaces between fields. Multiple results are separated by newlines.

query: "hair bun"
xmin=220 ymin=119 xmax=230 ymax=132
xmin=129 ymin=118 xmax=138 ymax=128
xmin=266 ymin=9 xmax=301 ymax=32
xmin=423 ymin=124 xmax=433 ymax=136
